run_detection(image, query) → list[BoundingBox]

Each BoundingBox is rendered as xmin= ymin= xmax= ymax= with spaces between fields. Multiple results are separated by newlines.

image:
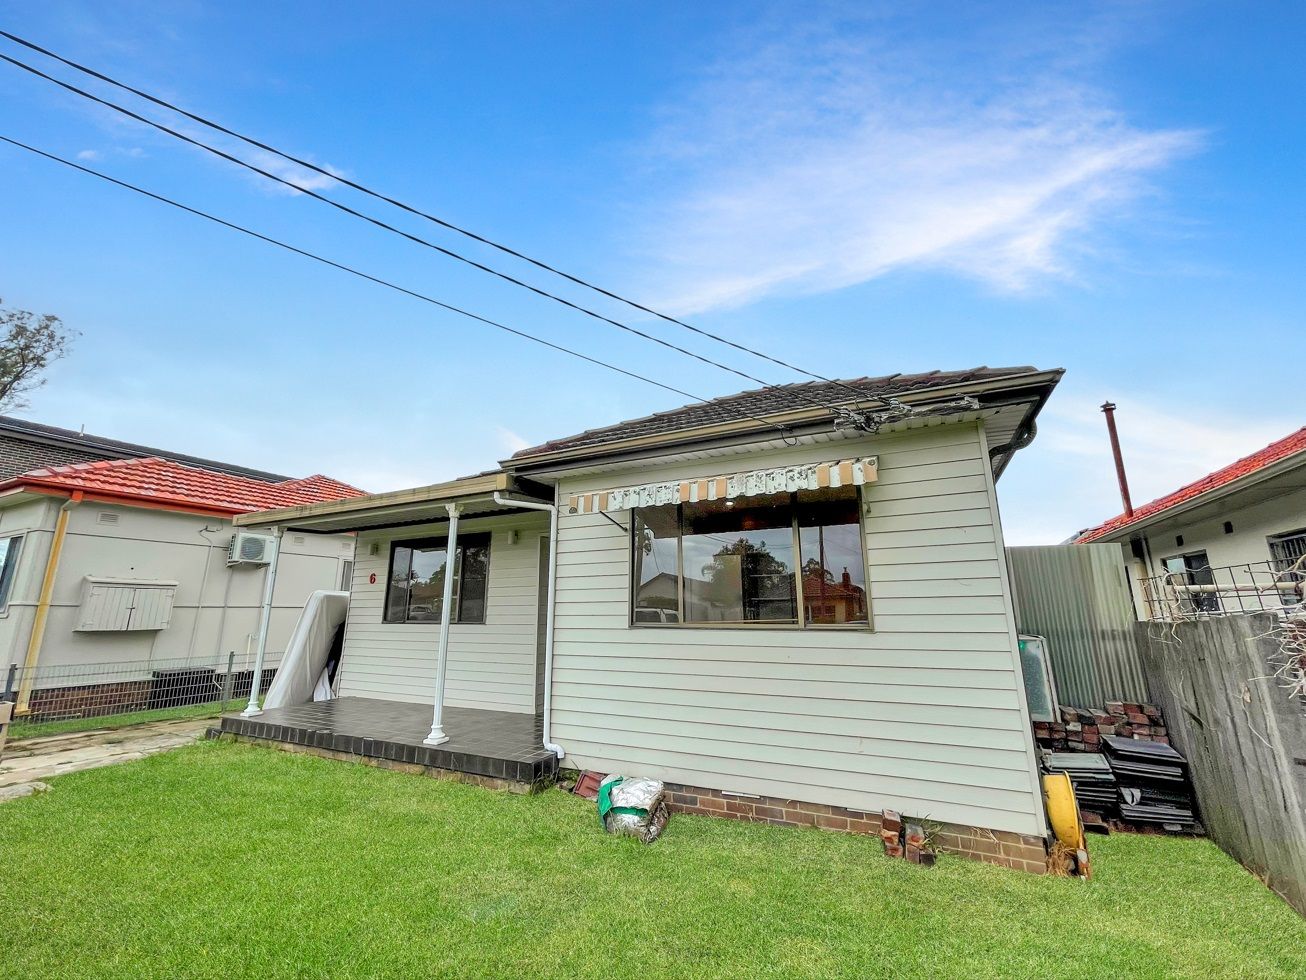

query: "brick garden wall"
xmin=1032 ymin=700 xmax=1169 ymax=753
xmin=663 ymin=781 xmax=1048 ymax=874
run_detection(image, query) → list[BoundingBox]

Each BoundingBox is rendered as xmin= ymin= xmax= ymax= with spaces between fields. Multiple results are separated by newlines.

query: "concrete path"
xmin=0 ymin=717 xmax=212 ymax=800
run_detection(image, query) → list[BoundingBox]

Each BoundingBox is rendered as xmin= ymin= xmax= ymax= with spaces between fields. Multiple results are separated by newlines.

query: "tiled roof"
xmin=1 ymin=456 xmax=365 ymax=515
xmin=512 ymin=366 xmax=1042 ymax=459
xmin=0 ymin=415 xmax=293 ymax=482
xmin=1078 ymin=426 xmax=1306 ymax=543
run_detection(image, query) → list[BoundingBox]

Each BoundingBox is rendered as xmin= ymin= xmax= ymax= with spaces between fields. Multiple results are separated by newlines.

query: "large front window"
xmin=384 ymin=534 xmax=490 ymax=624
xmin=632 ymin=486 xmax=869 ymax=627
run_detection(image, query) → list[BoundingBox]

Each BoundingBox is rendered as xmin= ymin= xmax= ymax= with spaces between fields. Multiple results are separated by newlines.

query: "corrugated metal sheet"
xmin=1007 ymin=544 xmax=1149 ymax=706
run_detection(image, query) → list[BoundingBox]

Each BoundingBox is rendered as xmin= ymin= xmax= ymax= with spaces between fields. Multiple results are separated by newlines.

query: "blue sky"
xmin=1 ymin=1 xmax=1301 ymax=543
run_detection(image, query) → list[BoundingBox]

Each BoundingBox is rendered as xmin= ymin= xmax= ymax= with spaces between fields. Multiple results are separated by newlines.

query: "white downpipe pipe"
xmin=493 ymin=491 xmax=564 ymax=759
xmin=241 ymin=525 xmax=284 ymax=717
xmin=424 ymin=503 xmax=460 ymax=746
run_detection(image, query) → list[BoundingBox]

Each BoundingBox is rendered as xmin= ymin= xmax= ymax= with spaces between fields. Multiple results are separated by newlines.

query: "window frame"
xmin=0 ymin=533 xmax=23 ymax=614
xmin=383 ymin=532 xmax=492 ymax=625
xmin=629 ymin=488 xmax=872 ymax=631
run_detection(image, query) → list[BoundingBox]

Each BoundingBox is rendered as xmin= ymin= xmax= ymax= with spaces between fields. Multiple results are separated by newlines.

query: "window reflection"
xmin=683 ymin=492 xmax=796 ymax=623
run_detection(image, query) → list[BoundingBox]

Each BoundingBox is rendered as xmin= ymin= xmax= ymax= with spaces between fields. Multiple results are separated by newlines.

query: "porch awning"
xmin=567 ymin=456 xmax=877 ymax=514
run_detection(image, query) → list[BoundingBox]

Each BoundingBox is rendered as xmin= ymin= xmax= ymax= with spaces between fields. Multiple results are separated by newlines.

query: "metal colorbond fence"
xmin=1 ymin=652 xmax=278 ymax=738
xmin=1007 ymin=543 xmax=1150 ymax=707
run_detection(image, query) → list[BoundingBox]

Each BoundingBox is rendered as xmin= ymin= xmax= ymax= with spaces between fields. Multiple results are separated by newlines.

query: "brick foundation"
xmin=214 ymin=732 xmax=551 ymax=794
xmin=1033 ymin=701 xmax=1168 ymax=753
xmin=662 ymin=781 xmax=1048 ymax=874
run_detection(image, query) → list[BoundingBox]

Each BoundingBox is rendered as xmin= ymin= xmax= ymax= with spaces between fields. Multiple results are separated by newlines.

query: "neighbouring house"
xmin=224 ymin=366 xmax=1063 ymax=873
xmin=1077 ymin=426 xmax=1306 ymax=621
xmin=0 ymin=414 xmax=297 ymax=483
xmin=0 ymin=454 xmax=363 ymax=718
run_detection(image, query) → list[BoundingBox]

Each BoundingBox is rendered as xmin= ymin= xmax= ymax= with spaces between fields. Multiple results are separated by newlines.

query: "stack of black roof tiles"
xmin=1044 ymin=752 xmax=1118 ymax=817
xmin=1102 ymin=735 xmax=1197 ymax=830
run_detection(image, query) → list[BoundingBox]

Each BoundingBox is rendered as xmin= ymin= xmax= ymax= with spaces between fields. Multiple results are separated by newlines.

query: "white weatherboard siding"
xmin=337 ymin=512 xmax=548 ymax=713
xmin=550 ymin=421 xmax=1046 ymax=836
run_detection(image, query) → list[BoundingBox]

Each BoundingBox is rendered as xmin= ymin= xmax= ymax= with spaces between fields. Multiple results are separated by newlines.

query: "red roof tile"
xmin=1078 ymin=426 xmax=1306 ymax=542
xmin=0 ymin=456 xmax=365 ymax=516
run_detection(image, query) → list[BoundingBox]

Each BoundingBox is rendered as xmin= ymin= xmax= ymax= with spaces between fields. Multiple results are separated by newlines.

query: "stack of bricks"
xmin=1032 ymin=701 xmax=1168 ymax=753
xmin=880 ymin=809 xmax=904 ymax=857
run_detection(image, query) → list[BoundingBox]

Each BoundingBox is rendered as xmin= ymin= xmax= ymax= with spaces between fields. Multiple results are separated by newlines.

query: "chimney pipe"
xmin=1101 ymin=401 xmax=1134 ymax=517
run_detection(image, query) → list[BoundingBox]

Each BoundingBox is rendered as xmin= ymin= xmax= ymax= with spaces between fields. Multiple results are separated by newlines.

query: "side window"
xmin=0 ymin=534 xmax=23 ymax=610
xmin=1162 ymin=550 xmax=1217 ymax=613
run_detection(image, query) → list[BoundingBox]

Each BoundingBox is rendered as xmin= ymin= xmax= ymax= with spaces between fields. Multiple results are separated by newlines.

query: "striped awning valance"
xmin=568 ymin=457 xmax=877 ymax=514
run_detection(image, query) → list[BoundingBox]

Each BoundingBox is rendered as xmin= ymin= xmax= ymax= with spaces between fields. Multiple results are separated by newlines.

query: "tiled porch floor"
xmin=219 ymin=697 xmax=557 ymax=785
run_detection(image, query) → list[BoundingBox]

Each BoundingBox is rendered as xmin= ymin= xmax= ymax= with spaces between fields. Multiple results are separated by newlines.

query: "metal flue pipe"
xmin=1101 ymin=401 xmax=1134 ymax=518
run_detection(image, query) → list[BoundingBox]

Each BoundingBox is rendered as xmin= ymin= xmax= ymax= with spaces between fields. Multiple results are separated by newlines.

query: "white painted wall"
xmin=548 ymin=421 xmax=1046 ymax=837
xmin=0 ymin=499 xmax=355 ymax=679
xmin=336 ymin=511 xmax=548 ymax=714
xmin=1141 ymin=488 xmax=1306 ymax=576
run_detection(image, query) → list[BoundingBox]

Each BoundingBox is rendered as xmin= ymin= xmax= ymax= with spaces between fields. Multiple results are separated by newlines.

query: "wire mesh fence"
xmin=1 ymin=652 xmax=280 ymax=740
xmin=1141 ymin=558 xmax=1306 ymax=622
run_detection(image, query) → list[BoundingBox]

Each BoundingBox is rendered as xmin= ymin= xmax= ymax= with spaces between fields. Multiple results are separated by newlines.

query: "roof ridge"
xmin=3 ymin=454 xmax=365 ymax=514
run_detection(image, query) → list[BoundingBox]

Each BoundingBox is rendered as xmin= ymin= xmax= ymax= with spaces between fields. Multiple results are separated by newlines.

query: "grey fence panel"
xmin=1137 ymin=613 xmax=1306 ymax=916
xmin=1007 ymin=544 xmax=1149 ymax=706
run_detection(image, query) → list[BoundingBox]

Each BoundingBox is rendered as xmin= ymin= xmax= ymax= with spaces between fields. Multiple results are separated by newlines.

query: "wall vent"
xmin=96 ymin=512 xmax=120 ymax=526
xmin=293 ymin=535 xmax=306 ymax=545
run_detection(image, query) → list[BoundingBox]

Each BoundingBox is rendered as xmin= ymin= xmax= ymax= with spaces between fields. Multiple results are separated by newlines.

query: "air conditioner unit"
xmin=228 ymin=531 xmax=277 ymax=566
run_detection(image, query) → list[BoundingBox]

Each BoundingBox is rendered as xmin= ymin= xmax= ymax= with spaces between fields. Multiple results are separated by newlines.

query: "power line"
xmin=0 ymin=49 xmax=864 ymax=426
xmin=0 ymin=28 xmax=875 ymax=408
xmin=0 ymin=134 xmax=796 ymax=441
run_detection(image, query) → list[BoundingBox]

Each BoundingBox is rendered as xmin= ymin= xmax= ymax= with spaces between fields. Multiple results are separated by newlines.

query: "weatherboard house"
xmin=222 ymin=366 xmax=1062 ymax=872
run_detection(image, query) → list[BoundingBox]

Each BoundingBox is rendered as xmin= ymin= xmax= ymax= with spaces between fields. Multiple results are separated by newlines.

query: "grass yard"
xmin=1 ymin=741 xmax=1301 ymax=979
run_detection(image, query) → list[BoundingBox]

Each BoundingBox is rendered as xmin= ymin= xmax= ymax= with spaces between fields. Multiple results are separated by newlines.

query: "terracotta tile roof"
xmin=0 ymin=456 xmax=366 ymax=516
xmin=512 ymin=366 xmax=1044 ymax=459
xmin=1078 ymin=426 xmax=1306 ymax=543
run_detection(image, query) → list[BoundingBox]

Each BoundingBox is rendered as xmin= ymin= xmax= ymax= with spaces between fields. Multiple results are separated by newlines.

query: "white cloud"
xmin=998 ymin=392 xmax=1291 ymax=545
xmin=628 ymin=19 xmax=1202 ymax=313
xmin=495 ymin=426 xmax=532 ymax=456
xmin=241 ymin=146 xmax=344 ymax=194
xmin=76 ymin=149 xmax=102 ymax=161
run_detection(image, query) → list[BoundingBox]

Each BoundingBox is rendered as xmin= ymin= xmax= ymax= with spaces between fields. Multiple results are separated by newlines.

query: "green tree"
xmin=0 ymin=298 xmax=75 ymax=412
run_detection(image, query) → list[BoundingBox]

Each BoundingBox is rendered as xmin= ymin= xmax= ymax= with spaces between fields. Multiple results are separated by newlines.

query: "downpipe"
xmin=493 ymin=491 xmax=564 ymax=759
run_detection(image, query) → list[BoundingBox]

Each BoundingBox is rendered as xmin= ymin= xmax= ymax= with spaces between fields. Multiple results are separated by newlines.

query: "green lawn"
xmin=8 ymin=700 xmax=230 ymax=741
xmin=1 ymin=741 xmax=1301 ymax=979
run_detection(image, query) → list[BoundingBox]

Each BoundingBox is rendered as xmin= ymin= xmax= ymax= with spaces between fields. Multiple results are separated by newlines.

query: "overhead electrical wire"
xmin=0 ymin=134 xmax=797 ymax=441
xmin=0 ymin=27 xmax=875 ymax=409
xmin=0 ymin=48 xmax=866 ymax=426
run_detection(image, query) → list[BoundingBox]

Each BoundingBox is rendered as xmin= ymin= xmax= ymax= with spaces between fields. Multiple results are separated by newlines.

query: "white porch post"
xmin=424 ymin=503 xmax=460 ymax=746
xmin=241 ymin=525 xmax=284 ymax=717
